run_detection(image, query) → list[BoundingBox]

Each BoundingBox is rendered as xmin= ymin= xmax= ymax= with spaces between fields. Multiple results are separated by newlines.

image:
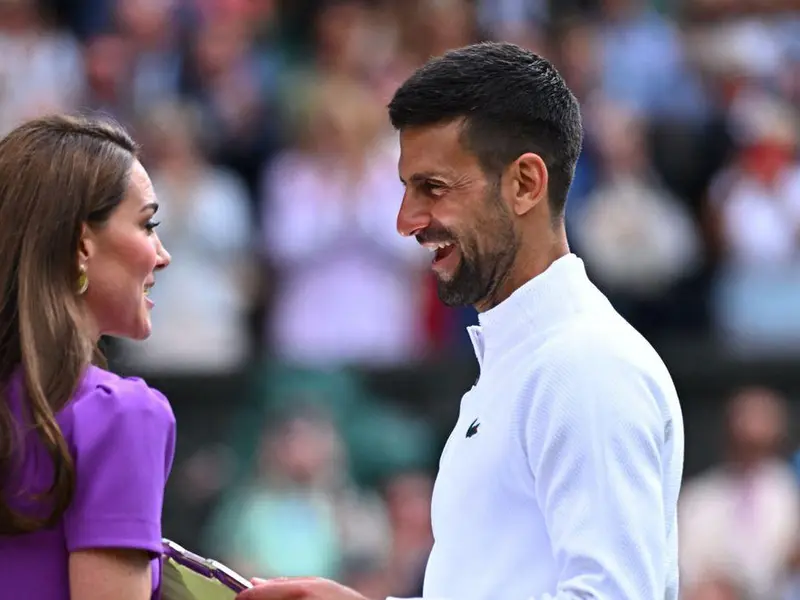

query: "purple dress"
xmin=0 ymin=365 xmax=177 ymax=599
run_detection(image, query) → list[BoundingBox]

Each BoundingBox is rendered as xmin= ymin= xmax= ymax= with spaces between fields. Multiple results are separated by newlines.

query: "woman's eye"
xmin=145 ymin=220 xmax=161 ymax=233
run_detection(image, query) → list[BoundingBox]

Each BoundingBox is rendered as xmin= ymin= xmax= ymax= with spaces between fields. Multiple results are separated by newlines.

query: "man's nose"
xmin=396 ymin=194 xmax=431 ymax=239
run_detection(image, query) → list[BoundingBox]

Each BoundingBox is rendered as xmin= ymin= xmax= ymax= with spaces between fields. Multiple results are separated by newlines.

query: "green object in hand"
xmin=161 ymin=557 xmax=240 ymax=600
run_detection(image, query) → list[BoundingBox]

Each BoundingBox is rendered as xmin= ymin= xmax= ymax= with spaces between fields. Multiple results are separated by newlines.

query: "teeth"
xmin=426 ymin=242 xmax=453 ymax=253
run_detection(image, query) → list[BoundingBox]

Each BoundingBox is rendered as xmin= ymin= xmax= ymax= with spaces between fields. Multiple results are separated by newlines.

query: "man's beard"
xmin=436 ymin=190 xmax=519 ymax=309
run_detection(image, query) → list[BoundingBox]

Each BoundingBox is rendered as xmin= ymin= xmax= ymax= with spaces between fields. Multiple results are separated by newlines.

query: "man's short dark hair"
xmin=388 ymin=42 xmax=583 ymax=216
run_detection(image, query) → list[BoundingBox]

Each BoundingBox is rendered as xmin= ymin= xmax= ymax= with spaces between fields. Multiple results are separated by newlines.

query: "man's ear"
xmin=77 ymin=223 xmax=95 ymax=266
xmin=509 ymin=153 xmax=548 ymax=217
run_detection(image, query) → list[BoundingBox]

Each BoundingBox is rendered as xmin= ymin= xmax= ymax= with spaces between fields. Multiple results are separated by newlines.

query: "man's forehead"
xmin=397 ymin=121 xmax=474 ymax=180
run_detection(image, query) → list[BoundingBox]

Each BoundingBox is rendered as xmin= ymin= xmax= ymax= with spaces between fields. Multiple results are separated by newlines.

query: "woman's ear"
xmin=77 ymin=223 xmax=94 ymax=266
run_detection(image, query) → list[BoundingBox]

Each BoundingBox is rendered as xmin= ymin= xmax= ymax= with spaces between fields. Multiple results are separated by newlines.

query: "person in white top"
xmin=238 ymin=41 xmax=685 ymax=600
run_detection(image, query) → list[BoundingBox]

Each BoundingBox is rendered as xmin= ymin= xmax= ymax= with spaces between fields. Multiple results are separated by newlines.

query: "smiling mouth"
xmin=143 ymin=282 xmax=154 ymax=296
xmin=422 ymin=241 xmax=456 ymax=264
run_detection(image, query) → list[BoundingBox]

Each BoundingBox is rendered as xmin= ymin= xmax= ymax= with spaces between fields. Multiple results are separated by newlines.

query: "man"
xmin=238 ymin=41 xmax=684 ymax=600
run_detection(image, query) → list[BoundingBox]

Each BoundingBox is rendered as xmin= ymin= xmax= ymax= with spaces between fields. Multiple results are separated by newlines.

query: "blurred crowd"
xmin=3 ymin=0 xmax=800 ymax=598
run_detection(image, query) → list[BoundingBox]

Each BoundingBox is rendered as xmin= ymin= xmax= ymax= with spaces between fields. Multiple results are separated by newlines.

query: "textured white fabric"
xmin=390 ymin=254 xmax=684 ymax=600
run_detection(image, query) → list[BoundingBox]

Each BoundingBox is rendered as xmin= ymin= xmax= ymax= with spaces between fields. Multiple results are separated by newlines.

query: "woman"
xmin=0 ymin=115 xmax=174 ymax=600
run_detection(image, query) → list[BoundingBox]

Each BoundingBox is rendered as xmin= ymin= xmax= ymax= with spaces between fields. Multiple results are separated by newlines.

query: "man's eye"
xmin=423 ymin=182 xmax=445 ymax=196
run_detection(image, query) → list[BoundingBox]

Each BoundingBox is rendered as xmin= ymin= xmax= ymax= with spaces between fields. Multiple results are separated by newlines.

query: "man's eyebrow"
xmin=407 ymin=172 xmax=451 ymax=185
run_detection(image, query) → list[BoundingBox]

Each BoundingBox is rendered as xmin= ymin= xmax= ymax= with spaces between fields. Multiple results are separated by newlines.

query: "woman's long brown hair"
xmin=0 ymin=115 xmax=138 ymax=534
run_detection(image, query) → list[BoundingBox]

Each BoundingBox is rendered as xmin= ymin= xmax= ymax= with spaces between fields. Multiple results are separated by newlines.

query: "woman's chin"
xmin=122 ymin=314 xmax=153 ymax=341
xmin=134 ymin=318 xmax=153 ymax=341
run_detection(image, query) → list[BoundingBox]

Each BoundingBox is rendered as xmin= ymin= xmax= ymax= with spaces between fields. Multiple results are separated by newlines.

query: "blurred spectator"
xmin=679 ymin=387 xmax=800 ymax=599
xmin=413 ymin=0 xmax=479 ymax=61
xmin=183 ymin=8 xmax=280 ymax=198
xmin=309 ymin=0 xmax=375 ymax=80
xmin=553 ymin=17 xmax=601 ymax=104
xmin=380 ymin=471 xmax=434 ymax=596
xmin=115 ymin=0 xmax=185 ymax=116
xmin=710 ymin=91 xmax=800 ymax=267
xmin=339 ymin=469 xmax=435 ymax=598
xmin=571 ymin=101 xmax=704 ymax=335
xmin=202 ymin=407 xmax=391 ymax=581
xmin=238 ymin=366 xmax=438 ymax=489
xmin=282 ymin=1 xmax=411 ymax=109
xmin=81 ymin=33 xmax=135 ymax=123
xmin=595 ymin=0 xmax=710 ymax=121
xmin=709 ymin=91 xmax=800 ymax=352
xmin=476 ymin=0 xmax=548 ymax=50
xmin=261 ymin=77 xmax=429 ymax=366
xmin=0 ymin=0 xmax=85 ymax=136
xmin=119 ymin=101 xmax=255 ymax=372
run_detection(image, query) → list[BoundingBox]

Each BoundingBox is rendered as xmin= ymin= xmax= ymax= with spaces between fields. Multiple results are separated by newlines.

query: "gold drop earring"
xmin=77 ymin=265 xmax=89 ymax=295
